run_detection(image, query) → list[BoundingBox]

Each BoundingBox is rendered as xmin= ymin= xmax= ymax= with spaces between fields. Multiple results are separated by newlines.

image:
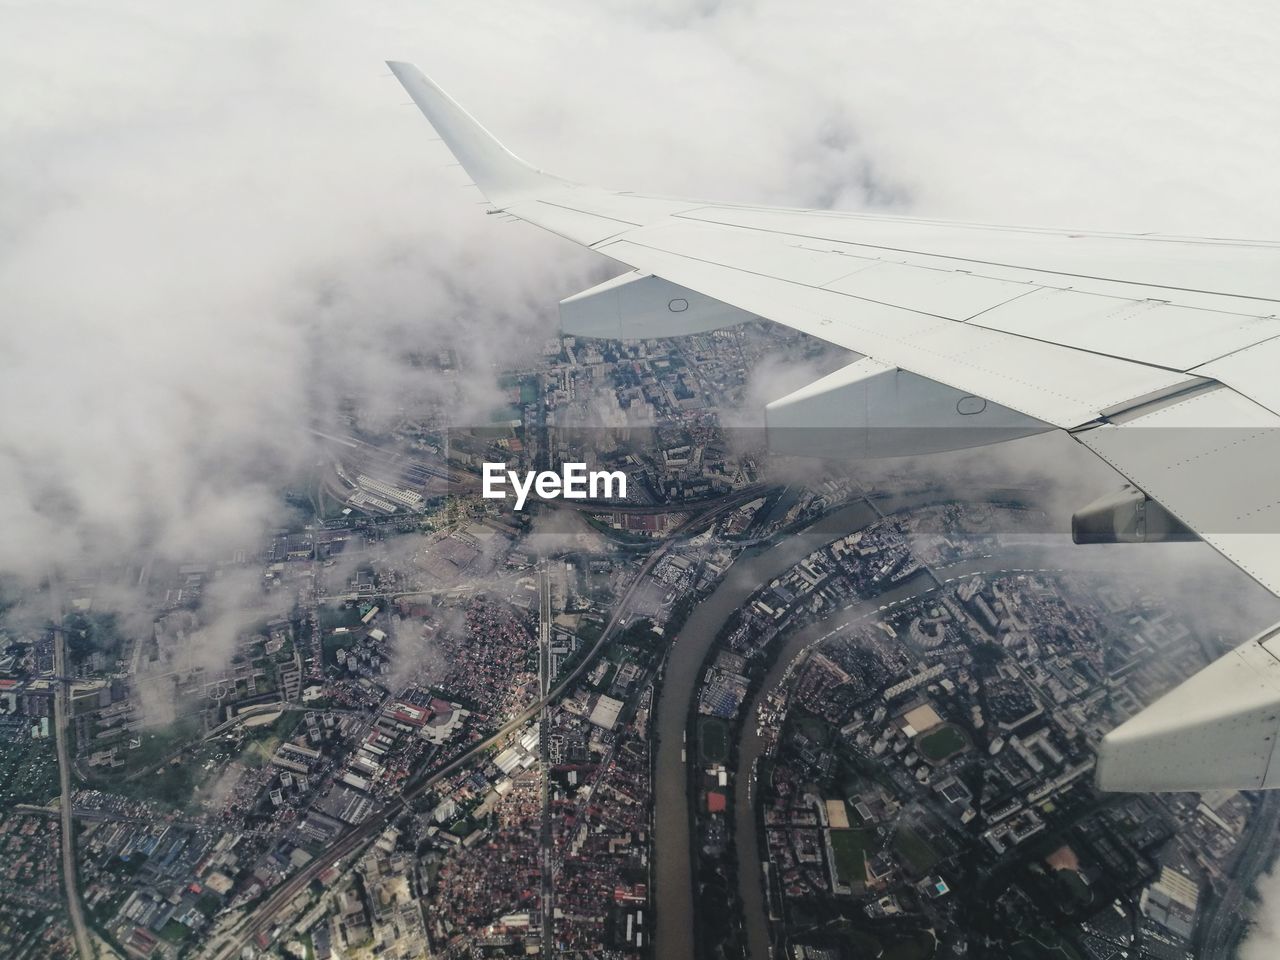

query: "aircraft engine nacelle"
xmin=559 ymin=271 xmax=755 ymax=340
xmin=765 ymin=357 xmax=1051 ymax=460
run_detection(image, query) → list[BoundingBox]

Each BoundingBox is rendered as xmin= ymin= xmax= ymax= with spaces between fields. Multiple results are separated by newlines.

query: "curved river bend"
xmin=651 ymin=502 xmax=880 ymax=960
xmin=652 ymin=494 xmax=1064 ymax=960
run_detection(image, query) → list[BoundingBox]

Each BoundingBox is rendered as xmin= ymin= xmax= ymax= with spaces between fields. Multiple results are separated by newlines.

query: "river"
xmin=651 ymin=501 xmax=881 ymax=960
xmin=731 ymin=542 xmax=1114 ymax=960
xmin=731 ymin=568 xmax=938 ymax=959
xmin=652 ymin=491 xmax=1080 ymax=960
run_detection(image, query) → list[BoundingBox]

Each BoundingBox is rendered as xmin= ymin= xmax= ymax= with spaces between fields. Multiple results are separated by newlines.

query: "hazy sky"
xmin=4 ymin=0 xmax=1279 ymax=576
xmin=4 ymin=0 xmax=1280 ymax=942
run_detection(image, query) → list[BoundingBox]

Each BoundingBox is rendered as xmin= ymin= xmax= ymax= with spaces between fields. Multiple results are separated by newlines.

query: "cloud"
xmin=129 ymin=566 xmax=296 ymax=727
xmin=1244 ymin=868 xmax=1280 ymax=960
xmin=525 ymin=506 xmax=611 ymax=557
xmin=5 ymin=0 xmax=1280 ymax=935
xmin=4 ymin=0 xmax=1278 ymax=582
xmin=0 ymin=3 xmax=600 ymax=581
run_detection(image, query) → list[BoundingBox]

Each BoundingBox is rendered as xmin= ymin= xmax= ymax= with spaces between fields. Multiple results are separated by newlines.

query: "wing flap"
xmin=503 ymin=195 xmax=641 ymax=245
xmin=1195 ymin=336 xmax=1280 ymax=418
xmin=824 ymin=262 xmax=1036 ymax=321
xmin=1079 ymin=385 xmax=1280 ymax=593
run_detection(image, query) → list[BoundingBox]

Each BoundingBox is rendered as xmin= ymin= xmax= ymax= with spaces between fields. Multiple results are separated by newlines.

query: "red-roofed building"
xmin=614 ymin=884 xmax=648 ymax=904
xmin=388 ymin=702 xmax=428 ymax=728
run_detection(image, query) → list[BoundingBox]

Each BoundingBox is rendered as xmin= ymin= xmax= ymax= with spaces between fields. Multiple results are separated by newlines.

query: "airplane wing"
xmin=387 ymin=62 xmax=1280 ymax=793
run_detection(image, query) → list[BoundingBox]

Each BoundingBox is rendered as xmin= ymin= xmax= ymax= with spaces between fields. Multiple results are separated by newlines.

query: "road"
xmin=16 ymin=803 xmax=207 ymax=831
xmin=730 ymin=539 xmax=1276 ymax=960
xmin=50 ymin=577 xmax=93 ymax=959
xmin=537 ymin=564 xmax=555 ymax=956
xmin=733 ymin=571 xmax=941 ymax=960
xmin=200 ymin=490 xmax=757 ymax=959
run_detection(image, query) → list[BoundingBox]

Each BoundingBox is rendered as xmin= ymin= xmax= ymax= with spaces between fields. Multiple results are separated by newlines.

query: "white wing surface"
xmin=388 ymin=62 xmax=1280 ymax=792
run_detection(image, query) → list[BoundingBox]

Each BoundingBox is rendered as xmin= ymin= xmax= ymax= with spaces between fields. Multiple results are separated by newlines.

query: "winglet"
xmin=386 ymin=61 xmax=571 ymax=206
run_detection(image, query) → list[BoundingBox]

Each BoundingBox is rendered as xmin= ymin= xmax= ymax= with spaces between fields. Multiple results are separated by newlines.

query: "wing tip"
xmin=385 ymin=59 xmax=568 ymax=205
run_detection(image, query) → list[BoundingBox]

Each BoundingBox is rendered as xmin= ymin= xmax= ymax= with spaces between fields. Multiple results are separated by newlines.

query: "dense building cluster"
xmin=1 ymin=323 xmax=1277 ymax=960
xmin=0 ymin=812 xmax=72 ymax=959
xmin=687 ymin=502 xmax=1277 ymax=960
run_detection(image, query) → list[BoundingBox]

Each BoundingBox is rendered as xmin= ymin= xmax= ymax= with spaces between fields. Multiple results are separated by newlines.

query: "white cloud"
xmin=4 ymin=0 xmax=1278 ymax=579
xmin=4 ymin=0 xmax=1280 ymax=935
xmin=1244 ymin=867 xmax=1280 ymax=960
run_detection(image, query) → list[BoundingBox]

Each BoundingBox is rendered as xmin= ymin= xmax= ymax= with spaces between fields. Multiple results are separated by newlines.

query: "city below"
xmin=2 ymin=322 xmax=1276 ymax=960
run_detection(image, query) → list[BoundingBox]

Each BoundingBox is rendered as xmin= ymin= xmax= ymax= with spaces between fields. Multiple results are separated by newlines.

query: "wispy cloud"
xmin=4 ymin=0 xmax=1280 ymax=935
xmin=4 ymin=0 xmax=1277 ymax=579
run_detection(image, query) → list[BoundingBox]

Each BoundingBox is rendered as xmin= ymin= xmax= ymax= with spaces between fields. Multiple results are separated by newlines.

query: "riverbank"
xmin=651 ymin=500 xmax=881 ymax=960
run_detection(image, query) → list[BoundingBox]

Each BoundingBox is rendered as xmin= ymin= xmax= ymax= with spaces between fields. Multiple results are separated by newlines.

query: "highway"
xmin=16 ymin=803 xmax=207 ymax=831
xmin=198 ymin=489 xmax=759 ymax=959
xmin=733 ymin=572 xmax=944 ymax=960
xmin=729 ymin=538 xmax=1277 ymax=960
xmin=537 ymin=564 xmax=555 ymax=956
xmin=50 ymin=577 xmax=93 ymax=959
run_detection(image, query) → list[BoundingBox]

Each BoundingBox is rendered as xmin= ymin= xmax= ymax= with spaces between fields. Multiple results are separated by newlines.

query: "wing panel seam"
xmin=601 ymin=235 xmax=1198 ymax=387
xmin=669 ymin=213 xmax=1280 ymax=305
